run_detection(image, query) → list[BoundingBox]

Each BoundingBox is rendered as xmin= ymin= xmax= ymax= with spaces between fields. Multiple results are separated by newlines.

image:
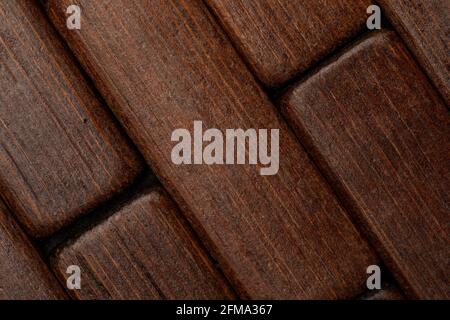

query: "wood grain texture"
xmin=0 ymin=200 xmax=66 ymax=300
xmin=52 ymin=187 xmax=235 ymax=300
xmin=45 ymin=0 xmax=377 ymax=299
xmin=0 ymin=0 xmax=144 ymax=237
xmin=206 ymin=0 xmax=371 ymax=87
xmin=378 ymin=0 xmax=450 ymax=105
xmin=280 ymin=30 xmax=450 ymax=299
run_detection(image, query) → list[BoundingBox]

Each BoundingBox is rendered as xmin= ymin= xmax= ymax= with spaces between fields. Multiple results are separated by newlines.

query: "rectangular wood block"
xmin=280 ymin=31 xmax=450 ymax=299
xmin=52 ymin=187 xmax=235 ymax=300
xmin=0 ymin=200 xmax=66 ymax=299
xmin=46 ymin=0 xmax=377 ymax=299
xmin=0 ymin=0 xmax=144 ymax=237
xmin=206 ymin=0 xmax=371 ymax=87
xmin=378 ymin=0 xmax=450 ymax=104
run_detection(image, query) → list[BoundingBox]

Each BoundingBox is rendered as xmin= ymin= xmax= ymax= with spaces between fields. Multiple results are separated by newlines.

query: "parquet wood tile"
xmin=280 ymin=31 xmax=450 ymax=299
xmin=206 ymin=0 xmax=371 ymax=87
xmin=52 ymin=187 xmax=234 ymax=300
xmin=0 ymin=0 xmax=144 ymax=237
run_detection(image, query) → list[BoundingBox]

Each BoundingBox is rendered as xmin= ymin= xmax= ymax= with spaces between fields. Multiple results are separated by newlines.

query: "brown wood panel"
xmin=206 ymin=0 xmax=371 ymax=87
xmin=0 ymin=0 xmax=144 ymax=237
xmin=52 ymin=187 xmax=235 ymax=300
xmin=280 ymin=30 xmax=450 ymax=299
xmin=45 ymin=0 xmax=377 ymax=299
xmin=378 ymin=0 xmax=450 ymax=105
xmin=0 ymin=200 xmax=66 ymax=299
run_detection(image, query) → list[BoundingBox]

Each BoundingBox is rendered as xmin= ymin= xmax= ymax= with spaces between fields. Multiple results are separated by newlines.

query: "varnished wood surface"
xmin=280 ymin=31 xmax=450 ymax=299
xmin=45 ymin=0 xmax=377 ymax=299
xmin=0 ymin=0 xmax=446 ymax=300
xmin=52 ymin=187 xmax=234 ymax=300
xmin=378 ymin=0 xmax=450 ymax=105
xmin=0 ymin=200 xmax=66 ymax=300
xmin=206 ymin=0 xmax=371 ymax=87
xmin=0 ymin=0 xmax=144 ymax=237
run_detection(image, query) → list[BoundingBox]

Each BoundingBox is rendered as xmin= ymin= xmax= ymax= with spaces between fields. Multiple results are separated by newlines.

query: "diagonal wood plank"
xmin=205 ymin=0 xmax=371 ymax=87
xmin=0 ymin=200 xmax=66 ymax=299
xmin=378 ymin=0 xmax=450 ymax=105
xmin=280 ymin=31 xmax=450 ymax=299
xmin=0 ymin=0 xmax=144 ymax=237
xmin=45 ymin=0 xmax=377 ymax=299
xmin=52 ymin=187 xmax=235 ymax=300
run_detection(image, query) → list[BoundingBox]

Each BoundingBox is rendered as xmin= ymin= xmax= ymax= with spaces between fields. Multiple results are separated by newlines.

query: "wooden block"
xmin=45 ymin=0 xmax=377 ymax=299
xmin=280 ymin=31 xmax=450 ymax=299
xmin=52 ymin=188 xmax=235 ymax=300
xmin=0 ymin=201 xmax=66 ymax=299
xmin=206 ymin=0 xmax=371 ymax=87
xmin=0 ymin=0 xmax=144 ymax=237
xmin=378 ymin=0 xmax=450 ymax=104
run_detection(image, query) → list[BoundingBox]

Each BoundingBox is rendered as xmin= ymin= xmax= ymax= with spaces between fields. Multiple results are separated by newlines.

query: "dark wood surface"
xmin=280 ymin=31 xmax=450 ymax=299
xmin=0 ymin=0 xmax=446 ymax=300
xmin=0 ymin=200 xmax=66 ymax=299
xmin=206 ymin=0 xmax=371 ymax=87
xmin=45 ymin=0 xmax=378 ymax=299
xmin=52 ymin=187 xmax=234 ymax=300
xmin=0 ymin=0 xmax=144 ymax=237
xmin=378 ymin=0 xmax=450 ymax=105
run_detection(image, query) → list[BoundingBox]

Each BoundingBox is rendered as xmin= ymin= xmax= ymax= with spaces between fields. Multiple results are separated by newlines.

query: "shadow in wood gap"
xmin=37 ymin=169 xmax=158 ymax=257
